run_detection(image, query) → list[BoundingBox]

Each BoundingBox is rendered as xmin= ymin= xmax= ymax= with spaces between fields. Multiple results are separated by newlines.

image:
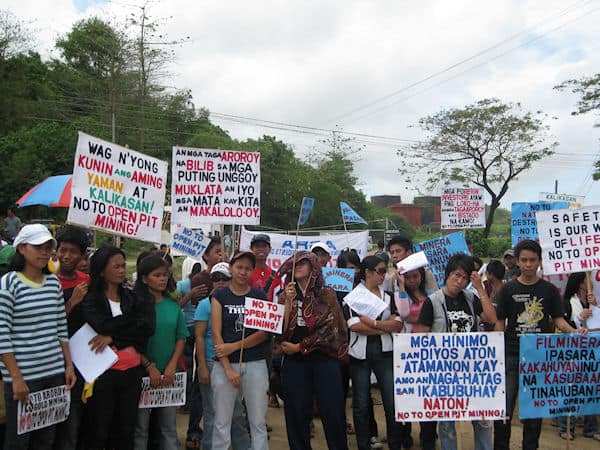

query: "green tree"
xmin=401 ymin=98 xmax=557 ymax=238
xmin=555 ymin=73 xmax=600 ymax=179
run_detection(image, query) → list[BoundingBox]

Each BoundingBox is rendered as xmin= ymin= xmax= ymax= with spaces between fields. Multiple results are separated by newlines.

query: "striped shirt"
xmin=0 ymin=271 xmax=68 ymax=382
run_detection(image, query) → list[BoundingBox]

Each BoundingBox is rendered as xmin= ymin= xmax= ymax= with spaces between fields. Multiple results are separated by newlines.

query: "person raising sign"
xmin=417 ymin=253 xmax=497 ymax=450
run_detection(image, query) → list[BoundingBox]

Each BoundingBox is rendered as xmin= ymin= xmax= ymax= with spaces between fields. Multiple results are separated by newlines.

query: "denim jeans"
xmin=350 ymin=340 xmax=412 ymax=450
xmin=438 ymin=420 xmax=492 ymax=450
xmin=200 ymin=360 xmax=250 ymax=450
xmin=281 ymin=354 xmax=348 ymax=450
xmin=494 ymin=355 xmax=542 ymax=450
xmin=559 ymin=415 xmax=598 ymax=436
xmin=4 ymin=373 xmax=65 ymax=450
xmin=185 ymin=325 xmax=203 ymax=441
xmin=134 ymin=406 xmax=178 ymax=450
xmin=211 ymin=360 xmax=268 ymax=450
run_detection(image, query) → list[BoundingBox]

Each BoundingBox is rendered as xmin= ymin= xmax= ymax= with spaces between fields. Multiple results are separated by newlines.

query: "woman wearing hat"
xmin=0 ymin=224 xmax=77 ymax=449
xmin=211 ymin=251 xmax=270 ymax=450
xmin=277 ymin=251 xmax=349 ymax=450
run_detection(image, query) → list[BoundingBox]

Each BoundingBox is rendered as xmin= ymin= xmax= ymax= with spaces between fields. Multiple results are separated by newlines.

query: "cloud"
xmin=4 ymin=0 xmax=600 ymax=209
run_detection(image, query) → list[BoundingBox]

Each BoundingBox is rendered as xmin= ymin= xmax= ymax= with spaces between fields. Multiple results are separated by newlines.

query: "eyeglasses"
xmin=211 ymin=275 xmax=231 ymax=282
xmin=371 ymin=267 xmax=388 ymax=275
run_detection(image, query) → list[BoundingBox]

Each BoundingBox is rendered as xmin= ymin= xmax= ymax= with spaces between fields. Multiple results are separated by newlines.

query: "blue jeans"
xmin=185 ymin=325 xmax=203 ymax=441
xmin=559 ymin=415 xmax=598 ymax=436
xmin=350 ymin=340 xmax=412 ymax=450
xmin=134 ymin=406 xmax=178 ymax=450
xmin=200 ymin=360 xmax=250 ymax=450
xmin=494 ymin=355 xmax=542 ymax=450
xmin=211 ymin=360 xmax=268 ymax=450
xmin=438 ymin=420 xmax=492 ymax=450
xmin=281 ymin=354 xmax=348 ymax=450
xmin=4 ymin=373 xmax=65 ymax=450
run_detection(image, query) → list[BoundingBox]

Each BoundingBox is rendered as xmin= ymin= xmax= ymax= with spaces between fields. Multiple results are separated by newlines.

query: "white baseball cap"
xmin=13 ymin=224 xmax=56 ymax=249
xmin=211 ymin=262 xmax=231 ymax=278
xmin=310 ymin=242 xmax=330 ymax=255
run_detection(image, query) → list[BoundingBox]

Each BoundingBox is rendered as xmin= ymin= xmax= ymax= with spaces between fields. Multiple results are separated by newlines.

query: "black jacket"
xmin=82 ymin=285 xmax=155 ymax=354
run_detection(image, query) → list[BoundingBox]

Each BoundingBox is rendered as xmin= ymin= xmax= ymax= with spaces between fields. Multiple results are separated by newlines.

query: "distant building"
xmin=371 ymin=195 xmax=402 ymax=208
xmin=379 ymin=196 xmax=441 ymax=228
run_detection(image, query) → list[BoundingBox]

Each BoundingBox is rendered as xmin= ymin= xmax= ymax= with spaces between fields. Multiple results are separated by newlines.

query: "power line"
xmin=322 ymin=0 xmax=594 ymax=125
xmin=339 ymin=6 xmax=600 ymax=126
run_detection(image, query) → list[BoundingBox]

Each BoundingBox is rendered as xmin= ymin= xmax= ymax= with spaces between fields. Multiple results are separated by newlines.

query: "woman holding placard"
xmin=210 ymin=251 xmax=269 ymax=450
xmin=133 ymin=254 xmax=188 ymax=450
xmin=345 ymin=255 xmax=410 ymax=450
xmin=277 ymin=251 xmax=349 ymax=450
xmin=82 ymin=246 xmax=154 ymax=450
xmin=395 ymin=266 xmax=437 ymax=449
xmin=0 ymin=224 xmax=76 ymax=449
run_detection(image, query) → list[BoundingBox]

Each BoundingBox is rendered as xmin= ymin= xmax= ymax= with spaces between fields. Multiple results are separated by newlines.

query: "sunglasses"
xmin=211 ymin=275 xmax=231 ymax=282
xmin=371 ymin=267 xmax=388 ymax=275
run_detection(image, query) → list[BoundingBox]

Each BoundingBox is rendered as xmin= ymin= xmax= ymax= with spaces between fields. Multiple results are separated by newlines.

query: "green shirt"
xmin=146 ymin=297 xmax=189 ymax=372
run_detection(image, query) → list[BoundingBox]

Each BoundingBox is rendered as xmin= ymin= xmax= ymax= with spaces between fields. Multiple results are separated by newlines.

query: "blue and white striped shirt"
xmin=0 ymin=272 xmax=68 ymax=382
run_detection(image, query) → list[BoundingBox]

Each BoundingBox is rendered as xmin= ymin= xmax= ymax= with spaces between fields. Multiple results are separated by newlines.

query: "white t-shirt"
xmin=108 ymin=299 xmax=123 ymax=317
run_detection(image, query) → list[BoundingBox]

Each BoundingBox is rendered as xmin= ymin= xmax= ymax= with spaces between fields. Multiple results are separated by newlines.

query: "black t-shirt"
xmin=213 ymin=286 xmax=268 ymax=362
xmin=496 ymin=278 xmax=564 ymax=356
xmin=418 ymin=291 xmax=483 ymax=333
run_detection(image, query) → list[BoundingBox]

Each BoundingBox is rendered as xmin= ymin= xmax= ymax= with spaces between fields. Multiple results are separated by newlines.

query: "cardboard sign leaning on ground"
xmin=244 ymin=297 xmax=285 ymax=334
xmin=519 ymin=333 xmax=600 ymax=419
xmin=68 ymin=132 xmax=167 ymax=243
xmin=536 ymin=205 xmax=600 ymax=275
xmin=171 ymin=147 xmax=260 ymax=226
xmin=393 ymin=332 xmax=506 ymax=422
xmin=17 ymin=385 xmax=70 ymax=434
xmin=139 ymin=372 xmax=186 ymax=409
xmin=441 ymin=187 xmax=486 ymax=230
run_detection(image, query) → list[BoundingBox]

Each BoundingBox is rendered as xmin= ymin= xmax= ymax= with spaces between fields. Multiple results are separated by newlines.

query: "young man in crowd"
xmin=249 ymin=234 xmax=274 ymax=293
xmin=374 ymin=240 xmax=390 ymax=266
xmin=384 ymin=236 xmax=438 ymax=293
xmin=502 ymin=249 xmax=520 ymax=281
xmin=52 ymin=226 xmax=91 ymax=450
xmin=494 ymin=239 xmax=583 ymax=450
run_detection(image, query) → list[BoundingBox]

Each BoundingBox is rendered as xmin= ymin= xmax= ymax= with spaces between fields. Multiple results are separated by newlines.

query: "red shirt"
xmin=250 ymin=266 xmax=273 ymax=293
xmin=57 ymin=271 xmax=91 ymax=337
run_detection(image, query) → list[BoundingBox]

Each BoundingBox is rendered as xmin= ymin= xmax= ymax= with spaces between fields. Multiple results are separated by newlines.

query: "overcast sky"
xmin=6 ymin=0 xmax=600 ymax=209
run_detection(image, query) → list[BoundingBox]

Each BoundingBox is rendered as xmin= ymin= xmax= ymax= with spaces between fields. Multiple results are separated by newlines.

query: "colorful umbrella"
xmin=16 ymin=175 xmax=73 ymax=208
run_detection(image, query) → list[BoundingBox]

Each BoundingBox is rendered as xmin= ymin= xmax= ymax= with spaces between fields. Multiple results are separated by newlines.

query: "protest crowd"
xmin=0 ymin=137 xmax=598 ymax=450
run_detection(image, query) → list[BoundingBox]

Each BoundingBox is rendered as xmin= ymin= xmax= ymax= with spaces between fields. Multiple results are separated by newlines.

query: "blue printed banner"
xmin=413 ymin=232 xmax=469 ymax=288
xmin=510 ymin=202 xmax=569 ymax=247
xmin=393 ymin=332 xmax=506 ymax=422
xmin=298 ymin=197 xmax=315 ymax=226
xmin=519 ymin=333 xmax=600 ymax=419
xmin=322 ymin=267 xmax=355 ymax=292
xmin=340 ymin=202 xmax=368 ymax=225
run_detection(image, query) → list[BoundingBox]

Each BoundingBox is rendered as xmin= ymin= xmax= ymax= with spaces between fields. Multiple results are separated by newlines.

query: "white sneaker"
xmin=370 ymin=436 xmax=384 ymax=449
